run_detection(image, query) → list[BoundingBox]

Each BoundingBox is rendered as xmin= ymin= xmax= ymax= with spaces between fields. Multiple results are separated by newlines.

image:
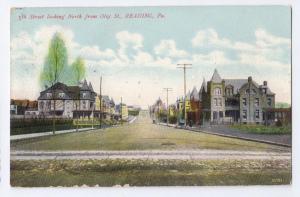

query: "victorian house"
xmin=200 ymin=69 xmax=275 ymax=124
xmin=37 ymin=79 xmax=96 ymax=118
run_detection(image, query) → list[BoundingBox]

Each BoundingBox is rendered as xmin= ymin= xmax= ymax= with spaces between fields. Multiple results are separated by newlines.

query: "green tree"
xmin=40 ymin=33 xmax=68 ymax=134
xmin=70 ymin=57 xmax=86 ymax=131
xmin=71 ymin=57 xmax=86 ymax=84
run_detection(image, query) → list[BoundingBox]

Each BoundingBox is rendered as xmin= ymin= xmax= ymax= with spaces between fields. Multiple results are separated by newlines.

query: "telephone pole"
xmin=120 ymin=96 xmax=123 ymax=124
xmin=163 ymin=88 xmax=173 ymax=126
xmin=99 ymin=76 xmax=102 ymax=128
xmin=177 ymin=63 xmax=192 ymax=126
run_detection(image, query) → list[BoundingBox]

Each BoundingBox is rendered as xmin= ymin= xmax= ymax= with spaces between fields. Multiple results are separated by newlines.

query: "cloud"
xmin=255 ymin=28 xmax=290 ymax=48
xmin=11 ymin=26 xmax=291 ymax=104
xmin=154 ymin=39 xmax=188 ymax=58
xmin=78 ymin=46 xmax=116 ymax=61
xmin=116 ymin=30 xmax=143 ymax=49
xmin=192 ymin=50 xmax=234 ymax=66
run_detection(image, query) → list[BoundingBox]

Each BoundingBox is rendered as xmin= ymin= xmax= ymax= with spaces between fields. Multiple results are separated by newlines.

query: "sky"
xmin=10 ymin=6 xmax=291 ymax=108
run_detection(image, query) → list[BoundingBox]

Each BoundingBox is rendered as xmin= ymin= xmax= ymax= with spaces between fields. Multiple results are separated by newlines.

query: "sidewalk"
xmin=11 ymin=149 xmax=291 ymax=160
xmin=11 ymin=127 xmax=94 ymax=141
xmin=158 ymin=123 xmax=291 ymax=147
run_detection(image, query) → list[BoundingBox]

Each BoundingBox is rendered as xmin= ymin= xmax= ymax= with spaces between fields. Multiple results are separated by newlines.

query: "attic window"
xmin=58 ymin=93 xmax=65 ymax=98
xmin=226 ymin=87 xmax=233 ymax=95
xmin=46 ymin=93 xmax=52 ymax=98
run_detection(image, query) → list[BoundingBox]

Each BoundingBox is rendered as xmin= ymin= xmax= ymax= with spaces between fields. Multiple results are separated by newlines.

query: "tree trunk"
xmin=53 ymin=100 xmax=56 ymax=134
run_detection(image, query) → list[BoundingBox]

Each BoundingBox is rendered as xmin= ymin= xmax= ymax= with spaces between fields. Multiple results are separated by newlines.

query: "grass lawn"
xmin=230 ymin=124 xmax=292 ymax=135
xmin=11 ymin=118 xmax=289 ymax=152
xmin=11 ymin=159 xmax=291 ymax=187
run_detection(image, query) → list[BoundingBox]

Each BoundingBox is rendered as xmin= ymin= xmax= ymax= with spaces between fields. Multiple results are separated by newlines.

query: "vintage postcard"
xmin=10 ymin=6 xmax=291 ymax=187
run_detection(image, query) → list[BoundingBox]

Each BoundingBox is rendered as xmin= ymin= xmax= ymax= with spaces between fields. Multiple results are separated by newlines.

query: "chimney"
xmin=263 ymin=81 xmax=267 ymax=86
xmin=248 ymin=76 xmax=252 ymax=82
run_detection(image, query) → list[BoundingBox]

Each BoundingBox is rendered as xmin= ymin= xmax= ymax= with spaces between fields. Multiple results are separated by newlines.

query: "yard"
xmin=11 ymin=158 xmax=291 ymax=187
xmin=230 ymin=124 xmax=292 ymax=135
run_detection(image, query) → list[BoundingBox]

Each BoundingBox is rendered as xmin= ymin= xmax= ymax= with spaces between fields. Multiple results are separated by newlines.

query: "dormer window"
xmin=58 ymin=93 xmax=65 ymax=98
xmin=82 ymin=93 xmax=87 ymax=98
xmin=226 ymin=87 xmax=233 ymax=96
xmin=46 ymin=93 xmax=52 ymax=98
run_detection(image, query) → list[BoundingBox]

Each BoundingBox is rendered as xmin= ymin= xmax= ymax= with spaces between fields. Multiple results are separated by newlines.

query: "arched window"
xmin=214 ymin=87 xmax=222 ymax=95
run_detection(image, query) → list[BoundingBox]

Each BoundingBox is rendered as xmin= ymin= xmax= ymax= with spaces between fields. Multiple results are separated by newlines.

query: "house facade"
xmin=200 ymin=69 xmax=275 ymax=124
xmin=37 ymin=79 xmax=96 ymax=118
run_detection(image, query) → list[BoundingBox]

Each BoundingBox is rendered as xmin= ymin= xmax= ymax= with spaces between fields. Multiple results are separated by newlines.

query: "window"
xmin=214 ymin=87 xmax=221 ymax=95
xmin=46 ymin=101 xmax=51 ymax=110
xmin=242 ymin=98 xmax=247 ymax=106
xmin=226 ymin=87 xmax=233 ymax=96
xmin=263 ymin=88 xmax=267 ymax=94
xmin=58 ymin=93 xmax=65 ymax=98
xmin=255 ymin=98 xmax=259 ymax=107
xmin=39 ymin=102 xmax=44 ymax=110
xmin=82 ymin=101 xmax=86 ymax=109
xmin=214 ymin=98 xmax=218 ymax=106
xmin=218 ymin=98 xmax=222 ymax=106
xmin=242 ymin=110 xmax=247 ymax=120
xmin=255 ymin=110 xmax=260 ymax=119
xmin=82 ymin=92 xmax=87 ymax=98
xmin=46 ymin=93 xmax=52 ymax=98
xmin=267 ymin=98 xmax=272 ymax=106
xmin=219 ymin=111 xmax=223 ymax=118
xmin=213 ymin=111 xmax=218 ymax=120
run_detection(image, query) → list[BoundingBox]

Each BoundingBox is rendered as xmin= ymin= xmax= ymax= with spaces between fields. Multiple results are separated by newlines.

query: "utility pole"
xmin=177 ymin=63 xmax=192 ymax=127
xmin=99 ymin=76 xmax=102 ymax=128
xmin=120 ymin=96 xmax=123 ymax=124
xmin=163 ymin=88 xmax=173 ymax=126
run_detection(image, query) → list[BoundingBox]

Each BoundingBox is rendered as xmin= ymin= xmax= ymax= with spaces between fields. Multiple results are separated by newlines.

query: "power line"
xmin=163 ymin=88 xmax=173 ymax=126
xmin=177 ymin=63 xmax=192 ymax=127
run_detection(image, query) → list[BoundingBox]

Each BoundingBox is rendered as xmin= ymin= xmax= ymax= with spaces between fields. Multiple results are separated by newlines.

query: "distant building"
xmin=10 ymin=99 xmax=38 ymax=116
xmin=265 ymin=107 xmax=291 ymax=125
xmin=95 ymin=95 xmax=116 ymax=119
xmin=116 ymin=103 xmax=128 ymax=120
xmin=37 ymin=79 xmax=96 ymax=118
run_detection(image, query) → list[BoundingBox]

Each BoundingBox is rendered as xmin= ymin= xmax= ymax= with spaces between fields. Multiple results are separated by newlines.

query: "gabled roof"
xmin=224 ymin=79 xmax=248 ymax=94
xmin=39 ymin=82 xmax=81 ymax=100
xmin=101 ymin=95 xmax=111 ymax=104
xmin=200 ymin=78 xmax=207 ymax=93
xmin=88 ymin=82 xmax=94 ymax=92
xmin=190 ymin=86 xmax=199 ymax=101
xmin=80 ymin=79 xmax=90 ymax=90
xmin=259 ymin=85 xmax=275 ymax=95
xmin=211 ymin=69 xmax=222 ymax=83
xmin=67 ymin=86 xmax=80 ymax=99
